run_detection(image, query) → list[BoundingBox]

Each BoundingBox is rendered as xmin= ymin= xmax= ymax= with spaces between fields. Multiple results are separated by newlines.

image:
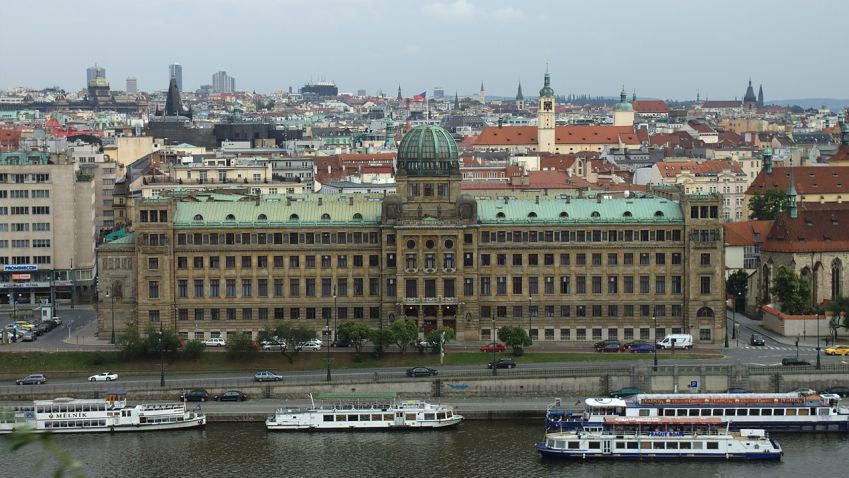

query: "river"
xmin=2 ymin=420 xmax=847 ymax=478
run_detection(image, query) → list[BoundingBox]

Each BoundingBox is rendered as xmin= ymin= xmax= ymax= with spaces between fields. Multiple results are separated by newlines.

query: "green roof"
xmin=397 ymin=125 xmax=459 ymax=177
xmin=173 ymin=195 xmax=382 ymax=227
xmin=477 ymin=197 xmax=683 ymax=224
xmin=107 ymin=232 xmax=135 ymax=244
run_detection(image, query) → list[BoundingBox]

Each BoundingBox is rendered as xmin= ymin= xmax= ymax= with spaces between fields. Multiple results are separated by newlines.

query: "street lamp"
xmin=325 ymin=313 xmax=331 ymax=382
xmin=731 ymin=295 xmax=737 ymax=340
xmin=816 ymin=312 xmax=821 ymax=370
xmin=333 ymin=286 xmax=337 ymax=344
xmin=652 ymin=316 xmax=658 ymax=371
xmin=105 ymin=287 xmax=115 ymax=345
xmin=159 ymin=325 xmax=165 ymax=387
xmin=724 ymin=308 xmax=729 ymax=348
xmin=527 ymin=296 xmax=533 ymax=345
xmin=491 ymin=315 xmax=497 ymax=376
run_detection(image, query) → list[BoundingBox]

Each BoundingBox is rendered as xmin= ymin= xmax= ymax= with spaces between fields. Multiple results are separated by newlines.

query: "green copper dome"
xmin=613 ymin=88 xmax=633 ymax=112
xmin=539 ymin=69 xmax=555 ymax=97
xmin=397 ymin=125 xmax=459 ymax=177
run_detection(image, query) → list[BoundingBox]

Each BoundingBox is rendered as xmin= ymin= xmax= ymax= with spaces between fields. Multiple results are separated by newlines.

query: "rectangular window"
xmin=592 ymin=276 xmax=602 ymax=294
xmin=226 ymin=279 xmax=236 ymax=297
xmin=258 ymin=279 xmax=268 ymax=297
xmin=576 ymin=276 xmax=586 ymax=294
xmin=623 ymin=253 xmax=633 ymax=265
xmin=148 ymin=281 xmax=159 ymax=299
xmin=306 ymin=279 xmax=316 ymax=297
xmin=575 ymin=254 xmax=586 ymax=266
xmin=243 ymin=308 xmax=252 ymax=321
xmin=655 ymin=277 xmax=666 ymax=294
xmin=607 ymin=276 xmax=618 ymax=294
xmin=700 ymin=276 xmax=711 ymax=294
xmin=671 ymin=276 xmax=682 ymax=294
xmin=639 ymin=276 xmax=650 ymax=294
xmin=210 ymin=279 xmax=220 ymax=297
xmin=671 ymin=253 xmax=682 ymax=265
xmin=700 ymin=253 xmax=711 ymax=265
xmin=194 ymin=279 xmax=204 ymax=298
xmin=512 ymin=277 xmax=523 ymax=295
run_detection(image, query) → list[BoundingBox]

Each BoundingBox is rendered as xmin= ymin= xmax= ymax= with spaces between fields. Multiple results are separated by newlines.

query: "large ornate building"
xmin=97 ymin=125 xmax=726 ymax=345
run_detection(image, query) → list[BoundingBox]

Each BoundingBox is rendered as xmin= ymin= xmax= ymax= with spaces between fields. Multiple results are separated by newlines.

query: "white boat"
xmin=265 ymin=392 xmax=462 ymax=431
xmin=0 ymin=391 xmax=206 ymax=434
xmin=546 ymin=392 xmax=849 ymax=432
xmin=537 ymin=417 xmax=783 ymax=460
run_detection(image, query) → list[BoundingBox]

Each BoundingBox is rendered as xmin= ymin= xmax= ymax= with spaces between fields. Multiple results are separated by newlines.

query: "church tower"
xmin=537 ymin=68 xmax=556 ymax=153
xmin=479 ymin=82 xmax=485 ymax=104
xmin=516 ymin=81 xmax=525 ymax=110
xmin=757 ymin=84 xmax=764 ymax=108
xmin=612 ymin=86 xmax=634 ymax=127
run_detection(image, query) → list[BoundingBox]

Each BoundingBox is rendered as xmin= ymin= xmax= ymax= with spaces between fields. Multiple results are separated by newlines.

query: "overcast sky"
xmin=2 ymin=0 xmax=846 ymax=100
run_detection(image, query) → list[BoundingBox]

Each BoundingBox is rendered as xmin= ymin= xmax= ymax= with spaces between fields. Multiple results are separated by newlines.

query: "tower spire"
xmin=454 ymin=91 xmax=460 ymax=110
xmin=787 ymin=170 xmax=797 ymax=219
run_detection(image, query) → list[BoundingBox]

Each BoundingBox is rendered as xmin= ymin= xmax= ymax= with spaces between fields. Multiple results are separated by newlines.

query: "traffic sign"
xmin=689 ymin=380 xmax=698 ymax=388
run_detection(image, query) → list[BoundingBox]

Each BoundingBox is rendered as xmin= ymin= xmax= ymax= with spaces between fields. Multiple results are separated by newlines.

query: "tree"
xmin=117 ymin=325 xmax=145 ymax=360
xmin=142 ymin=325 xmax=180 ymax=359
xmin=388 ymin=319 xmax=418 ymax=354
xmin=726 ymin=270 xmax=749 ymax=311
xmin=370 ymin=328 xmax=394 ymax=359
xmin=771 ymin=268 xmax=813 ymax=315
xmin=748 ymin=188 xmax=786 ymax=220
xmin=271 ymin=323 xmax=316 ymax=364
xmin=225 ymin=332 xmax=257 ymax=359
xmin=823 ymin=295 xmax=849 ymax=338
xmin=498 ymin=325 xmax=532 ymax=356
xmin=337 ymin=321 xmax=373 ymax=354
xmin=425 ymin=326 xmax=455 ymax=354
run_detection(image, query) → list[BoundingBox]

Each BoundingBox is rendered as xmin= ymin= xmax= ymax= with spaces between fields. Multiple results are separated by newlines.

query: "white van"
xmin=656 ymin=334 xmax=693 ymax=349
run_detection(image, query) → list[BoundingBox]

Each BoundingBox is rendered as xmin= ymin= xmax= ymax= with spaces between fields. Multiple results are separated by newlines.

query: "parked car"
xmin=34 ymin=323 xmax=49 ymax=336
xmin=629 ymin=343 xmax=656 ymax=353
xmin=750 ymin=334 xmax=766 ymax=346
xmin=609 ymin=387 xmax=640 ymax=398
xmin=782 ymin=357 xmax=811 ymax=366
xmin=88 ymin=371 xmax=119 ymax=382
xmin=203 ymin=337 xmax=226 ymax=347
xmin=480 ymin=342 xmax=507 ymax=353
xmin=824 ymin=386 xmax=849 ymax=398
xmin=656 ymin=334 xmax=693 ymax=350
xmin=597 ymin=343 xmax=623 ymax=353
xmin=725 ymin=387 xmax=750 ymax=394
xmin=179 ymin=389 xmax=209 ymax=402
xmin=297 ymin=340 xmax=322 ymax=351
xmin=214 ymin=390 xmax=248 ymax=402
xmin=624 ymin=340 xmax=652 ymax=350
xmin=254 ymin=371 xmax=283 ymax=382
xmin=406 ymin=366 xmax=438 ymax=377
xmin=790 ymin=388 xmax=817 ymax=395
xmin=487 ymin=358 xmax=516 ymax=369
xmin=411 ymin=339 xmax=431 ymax=350
xmin=20 ymin=331 xmax=36 ymax=342
xmin=261 ymin=340 xmax=286 ymax=351
xmin=16 ymin=374 xmax=47 ymax=385
xmin=331 ymin=339 xmax=352 ymax=348
xmin=824 ymin=344 xmax=849 ymax=356
xmin=594 ymin=339 xmax=621 ymax=351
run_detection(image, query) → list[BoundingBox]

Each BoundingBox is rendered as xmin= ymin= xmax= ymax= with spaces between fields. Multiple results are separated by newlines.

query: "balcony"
xmin=401 ymin=297 xmax=459 ymax=305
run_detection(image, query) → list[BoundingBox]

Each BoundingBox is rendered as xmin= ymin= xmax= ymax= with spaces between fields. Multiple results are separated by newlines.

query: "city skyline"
xmin=1 ymin=0 xmax=848 ymax=100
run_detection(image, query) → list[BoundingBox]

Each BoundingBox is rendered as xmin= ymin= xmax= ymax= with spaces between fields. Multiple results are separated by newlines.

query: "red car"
xmin=480 ymin=342 xmax=507 ymax=352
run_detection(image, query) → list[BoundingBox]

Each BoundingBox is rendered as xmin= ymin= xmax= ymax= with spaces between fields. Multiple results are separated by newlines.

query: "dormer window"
xmin=225 ymin=214 xmax=235 ymax=221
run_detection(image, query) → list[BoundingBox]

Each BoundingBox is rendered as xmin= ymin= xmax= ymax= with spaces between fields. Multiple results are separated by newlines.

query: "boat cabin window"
xmin=405 ymin=413 xmax=416 ymax=421
xmin=554 ymin=440 xmax=565 ymax=449
xmin=336 ymin=415 xmax=347 ymax=421
xmin=700 ymin=409 xmax=712 ymax=416
xmin=639 ymin=409 xmax=651 ymax=417
xmin=799 ymin=409 xmax=810 ymax=416
xmin=640 ymin=442 xmax=651 ymax=449
xmin=738 ymin=409 xmax=748 ymax=416
xmin=712 ymin=409 xmax=723 ymax=416
xmin=568 ymin=441 xmax=580 ymax=450
xmin=692 ymin=442 xmax=703 ymax=449
xmin=666 ymin=442 xmax=679 ymax=449
xmin=774 ymin=409 xmax=784 ymax=416
xmin=383 ymin=414 xmax=392 ymax=421
xmin=323 ymin=415 xmax=334 ymax=422
xmin=676 ymin=409 xmax=687 ymax=416
xmin=680 ymin=442 xmax=692 ymax=449
xmin=818 ymin=408 xmax=831 ymax=416
xmin=786 ymin=409 xmax=797 ymax=416
xmin=437 ymin=413 xmax=446 ymax=420
xmin=653 ymin=442 xmax=666 ymax=449
xmin=626 ymin=442 xmax=638 ymax=449
xmin=762 ymin=409 xmax=772 ymax=416
xmin=425 ymin=413 xmax=435 ymax=420
xmin=663 ymin=409 xmax=674 ymax=416
xmin=750 ymin=409 xmax=760 ymax=416
xmin=706 ymin=442 xmax=719 ymax=450
xmin=348 ymin=415 xmax=359 ymax=421
xmin=688 ymin=409 xmax=699 ymax=416
xmin=725 ymin=409 xmax=736 ymax=416
xmin=588 ymin=442 xmax=601 ymax=449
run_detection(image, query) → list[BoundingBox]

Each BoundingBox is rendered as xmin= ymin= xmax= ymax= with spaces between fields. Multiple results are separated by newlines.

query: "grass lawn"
xmin=0 ymin=349 xmax=720 ymax=376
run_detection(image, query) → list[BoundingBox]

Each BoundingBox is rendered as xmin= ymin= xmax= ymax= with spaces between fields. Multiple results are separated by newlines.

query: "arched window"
xmin=654 ymin=211 xmax=665 ymax=217
xmin=527 ymin=212 xmax=537 ymax=218
xmin=559 ymin=212 xmax=569 ymax=218
xmin=591 ymin=211 xmax=600 ymax=217
xmin=320 ymin=213 xmax=331 ymax=221
xmin=696 ymin=307 xmax=714 ymax=317
xmin=225 ymin=214 xmax=235 ymax=221
xmin=257 ymin=214 xmax=267 ymax=221
xmin=496 ymin=212 xmax=505 ymax=219
xmin=352 ymin=213 xmax=363 ymax=221
xmin=192 ymin=214 xmax=203 ymax=221
xmin=289 ymin=214 xmax=299 ymax=221
xmin=832 ymin=259 xmax=843 ymax=301
xmin=623 ymin=211 xmax=633 ymax=217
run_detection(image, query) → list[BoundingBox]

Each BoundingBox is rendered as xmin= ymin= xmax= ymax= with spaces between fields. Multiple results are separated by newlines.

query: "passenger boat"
xmin=536 ymin=417 xmax=783 ymax=460
xmin=265 ymin=392 xmax=462 ymax=431
xmin=546 ymin=391 xmax=849 ymax=432
xmin=0 ymin=391 xmax=206 ymax=434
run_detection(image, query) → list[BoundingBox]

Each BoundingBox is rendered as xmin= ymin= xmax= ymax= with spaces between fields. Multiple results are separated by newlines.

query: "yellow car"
xmin=824 ymin=344 xmax=849 ymax=356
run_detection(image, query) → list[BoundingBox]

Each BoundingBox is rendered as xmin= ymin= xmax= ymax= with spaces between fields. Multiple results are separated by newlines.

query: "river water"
xmin=2 ymin=420 xmax=847 ymax=478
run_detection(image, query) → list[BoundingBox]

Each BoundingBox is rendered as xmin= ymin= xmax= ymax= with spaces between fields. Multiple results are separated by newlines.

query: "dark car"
xmin=406 ymin=367 xmax=438 ymax=377
xmin=750 ymin=334 xmax=766 ymax=346
xmin=629 ymin=343 xmax=656 ymax=353
xmin=594 ymin=339 xmax=621 ymax=351
xmin=609 ymin=387 xmax=640 ymax=398
xmin=35 ymin=323 xmax=50 ymax=336
xmin=487 ymin=358 xmax=516 ymax=369
xmin=214 ymin=390 xmax=248 ymax=402
xmin=331 ymin=339 xmax=352 ymax=348
xmin=16 ymin=374 xmax=47 ymax=385
xmin=781 ymin=357 xmax=811 ymax=366
xmin=597 ymin=343 xmax=623 ymax=353
xmin=624 ymin=340 xmax=652 ymax=350
xmin=726 ymin=387 xmax=750 ymax=394
xmin=179 ymin=389 xmax=210 ymax=402
xmin=824 ymin=386 xmax=849 ymax=398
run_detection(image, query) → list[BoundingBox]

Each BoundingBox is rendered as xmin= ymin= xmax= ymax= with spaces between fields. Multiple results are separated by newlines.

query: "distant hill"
xmin=768 ymin=99 xmax=849 ymax=110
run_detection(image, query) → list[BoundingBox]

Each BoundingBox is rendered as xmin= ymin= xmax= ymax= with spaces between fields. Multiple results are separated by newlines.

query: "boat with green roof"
xmin=265 ymin=392 xmax=462 ymax=431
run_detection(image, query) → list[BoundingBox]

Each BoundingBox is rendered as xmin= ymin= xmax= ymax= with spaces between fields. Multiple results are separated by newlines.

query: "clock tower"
xmin=537 ymin=68 xmax=556 ymax=153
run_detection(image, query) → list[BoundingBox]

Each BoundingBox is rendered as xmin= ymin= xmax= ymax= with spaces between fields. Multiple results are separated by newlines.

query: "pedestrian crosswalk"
xmin=742 ymin=346 xmax=816 ymax=351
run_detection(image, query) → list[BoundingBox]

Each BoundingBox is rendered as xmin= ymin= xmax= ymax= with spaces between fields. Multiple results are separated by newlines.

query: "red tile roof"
xmin=687 ymin=120 xmax=716 ymax=134
xmin=762 ymin=206 xmax=849 ymax=252
xmin=724 ymin=220 xmax=774 ymax=246
xmin=656 ymin=160 xmax=744 ymax=178
xmin=747 ymin=166 xmax=849 ymax=195
xmin=473 ymin=125 xmax=639 ymax=146
xmin=632 ymin=100 xmax=670 ymax=114
xmin=827 ymin=144 xmax=849 ymax=163
xmin=540 ymin=154 xmax=578 ymax=171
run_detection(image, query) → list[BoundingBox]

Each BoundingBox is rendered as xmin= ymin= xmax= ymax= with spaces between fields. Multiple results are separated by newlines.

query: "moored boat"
xmin=546 ymin=391 xmax=849 ymax=432
xmin=537 ymin=416 xmax=782 ymax=460
xmin=0 ymin=391 xmax=206 ymax=434
xmin=265 ymin=392 xmax=462 ymax=431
